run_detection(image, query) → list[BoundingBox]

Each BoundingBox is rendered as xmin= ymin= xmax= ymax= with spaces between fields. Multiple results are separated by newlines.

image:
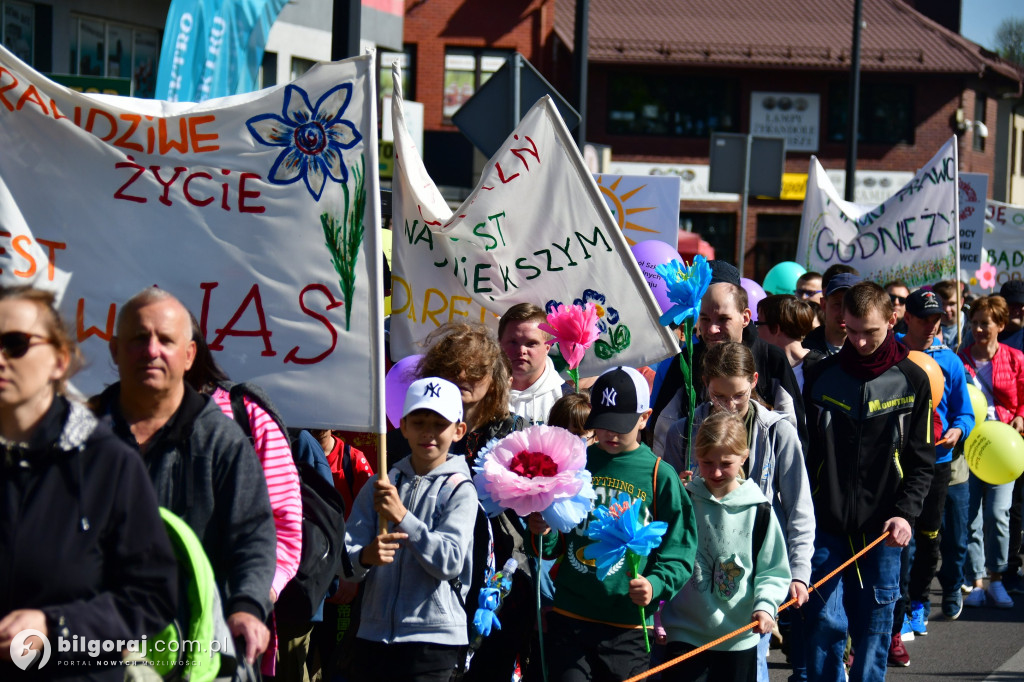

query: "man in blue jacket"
xmin=888 ymin=289 xmax=974 ymax=665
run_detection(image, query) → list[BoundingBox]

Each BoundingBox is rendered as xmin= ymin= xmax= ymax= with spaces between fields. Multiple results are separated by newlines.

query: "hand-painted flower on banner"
xmin=246 ymin=83 xmax=363 ymax=200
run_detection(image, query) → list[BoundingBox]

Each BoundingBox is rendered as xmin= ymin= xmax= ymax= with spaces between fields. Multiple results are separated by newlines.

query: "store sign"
xmin=750 ymin=91 xmax=820 ymax=152
xmin=780 ymin=170 xmax=915 ymax=204
xmin=607 ymin=161 xmax=739 ymax=201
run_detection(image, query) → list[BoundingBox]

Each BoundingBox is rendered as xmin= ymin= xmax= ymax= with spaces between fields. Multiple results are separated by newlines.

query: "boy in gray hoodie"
xmin=342 ymin=377 xmax=477 ymax=681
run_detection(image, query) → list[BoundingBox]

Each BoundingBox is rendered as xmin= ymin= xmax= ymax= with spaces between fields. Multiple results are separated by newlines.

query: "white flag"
xmin=796 ymin=138 xmax=958 ymax=288
xmin=389 ymin=65 xmax=678 ymax=374
xmin=0 ymin=45 xmax=384 ymax=431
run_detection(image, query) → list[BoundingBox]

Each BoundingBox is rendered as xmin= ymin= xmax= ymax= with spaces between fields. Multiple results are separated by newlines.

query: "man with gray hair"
xmin=92 ymin=288 xmax=276 ymax=666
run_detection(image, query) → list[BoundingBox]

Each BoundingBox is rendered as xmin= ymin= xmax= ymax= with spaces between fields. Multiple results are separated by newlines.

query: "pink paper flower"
xmin=539 ymin=303 xmax=601 ymax=370
xmin=475 ymin=425 xmax=594 ymax=522
xmin=977 ymin=262 xmax=997 ymax=290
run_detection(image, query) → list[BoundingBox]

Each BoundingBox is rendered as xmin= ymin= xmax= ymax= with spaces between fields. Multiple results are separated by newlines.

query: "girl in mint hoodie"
xmin=660 ymin=412 xmax=790 ymax=682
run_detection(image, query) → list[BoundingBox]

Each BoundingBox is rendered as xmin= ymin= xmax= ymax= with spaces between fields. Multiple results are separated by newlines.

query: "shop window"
xmin=379 ymin=45 xmax=414 ymax=101
xmin=442 ymin=48 xmax=509 ymax=120
xmin=2 ymin=1 xmax=33 ymax=65
xmin=973 ymin=95 xmax=986 ymax=152
xmin=69 ymin=15 xmax=160 ymax=97
xmin=751 ymin=214 xmax=801 ymax=283
xmin=827 ymin=82 xmax=914 ymax=145
xmin=607 ymin=73 xmax=739 ymax=137
xmin=681 ymin=213 xmax=735 ymax=265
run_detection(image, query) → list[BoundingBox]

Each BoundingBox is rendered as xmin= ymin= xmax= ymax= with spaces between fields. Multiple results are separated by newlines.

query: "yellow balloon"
xmin=964 ymin=420 xmax=1024 ymax=485
xmin=966 ymin=384 xmax=988 ymax=426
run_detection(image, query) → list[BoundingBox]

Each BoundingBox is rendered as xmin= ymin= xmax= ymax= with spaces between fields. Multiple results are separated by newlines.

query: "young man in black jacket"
xmin=792 ymin=282 xmax=934 ymax=682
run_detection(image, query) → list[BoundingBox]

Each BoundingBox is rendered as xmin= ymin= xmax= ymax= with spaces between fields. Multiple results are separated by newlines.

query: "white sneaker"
xmin=961 ymin=583 xmax=974 ymax=594
xmin=964 ymin=588 xmax=986 ymax=607
xmin=987 ymin=580 xmax=1014 ymax=608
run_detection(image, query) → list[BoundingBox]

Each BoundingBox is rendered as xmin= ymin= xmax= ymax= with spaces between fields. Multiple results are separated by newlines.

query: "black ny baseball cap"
xmin=585 ymin=367 xmax=651 ymax=433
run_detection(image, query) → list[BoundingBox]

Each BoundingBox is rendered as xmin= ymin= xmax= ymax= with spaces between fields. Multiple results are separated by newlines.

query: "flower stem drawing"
xmin=321 ymin=154 xmax=366 ymax=331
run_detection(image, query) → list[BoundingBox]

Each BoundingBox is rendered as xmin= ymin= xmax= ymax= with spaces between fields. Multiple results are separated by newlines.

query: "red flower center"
xmin=509 ymin=450 xmax=558 ymax=478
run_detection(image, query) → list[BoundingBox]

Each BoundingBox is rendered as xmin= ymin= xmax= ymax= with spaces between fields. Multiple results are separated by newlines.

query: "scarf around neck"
xmin=838 ymin=330 xmax=908 ymax=382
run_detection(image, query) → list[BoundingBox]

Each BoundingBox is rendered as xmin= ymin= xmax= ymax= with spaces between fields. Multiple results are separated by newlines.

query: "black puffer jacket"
xmin=0 ymin=397 xmax=177 ymax=680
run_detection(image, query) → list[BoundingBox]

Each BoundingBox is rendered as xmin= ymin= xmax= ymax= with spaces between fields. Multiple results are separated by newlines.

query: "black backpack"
xmin=224 ymin=381 xmax=347 ymax=626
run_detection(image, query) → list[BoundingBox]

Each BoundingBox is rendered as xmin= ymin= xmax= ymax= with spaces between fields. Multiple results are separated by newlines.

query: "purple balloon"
xmin=630 ymin=240 xmax=682 ymax=314
xmin=385 ymin=354 xmax=424 ymax=428
xmin=741 ymin=278 xmax=767 ymax=322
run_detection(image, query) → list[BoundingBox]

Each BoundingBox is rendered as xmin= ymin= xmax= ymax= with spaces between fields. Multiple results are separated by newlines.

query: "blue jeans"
xmin=791 ymin=529 xmax=901 ymax=682
xmin=966 ymin=473 xmax=1014 ymax=579
xmin=938 ymin=481 xmax=970 ymax=594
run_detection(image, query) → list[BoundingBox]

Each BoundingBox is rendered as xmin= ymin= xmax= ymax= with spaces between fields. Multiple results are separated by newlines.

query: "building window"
xmin=973 ymin=95 xmax=986 ymax=152
xmin=69 ymin=16 xmax=160 ymax=97
xmin=682 ymin=213 xmax=735 ymax=265
xmin=380 ymin=45 xmax=414 ymax=101
xmin=259 ymin=51 xmax=277 ymax=89
xmin=443 ymin=48 xmax=509 ymax=120
xmin=827 ymin=82 xmax=914 ymax=145
xmin=607 ymin=73 xmax=739 ymax=137
xmin=2 ymin=1 xmax=33 ymax=65
xmin=1012 ymin=127 xmax=1017 ymax=178
xmin=290 ymin=57 xmax=316 ymax=81
xmin=752 ymin=214 xmax=802 ymax=283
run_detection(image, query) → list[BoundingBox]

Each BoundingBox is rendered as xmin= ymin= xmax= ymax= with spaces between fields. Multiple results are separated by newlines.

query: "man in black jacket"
xmin=650 ymin=260 xmax=805 ymax=456
xmin=95 ymin=288 xmax=276 ymax=667
xmin=802 ymin=268 xmax=860 ymax=356
xmin=793 ymin=282 xmax=934 ymax=682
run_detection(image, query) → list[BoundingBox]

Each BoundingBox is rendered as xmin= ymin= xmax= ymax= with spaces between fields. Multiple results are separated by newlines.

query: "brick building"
xmin=403 ymin=0 xmax=1021 ymax=279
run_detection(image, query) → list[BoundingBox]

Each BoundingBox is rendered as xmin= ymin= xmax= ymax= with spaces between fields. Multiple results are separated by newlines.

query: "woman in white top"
xmin=756 ymin=295 xmax=822 ymax=392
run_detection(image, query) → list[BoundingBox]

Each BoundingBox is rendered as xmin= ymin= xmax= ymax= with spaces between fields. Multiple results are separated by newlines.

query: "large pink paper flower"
xmin=539 ymin=303 xmax=601 ymax=370
xmin=475 ymin=425 xmax=593 ymax=522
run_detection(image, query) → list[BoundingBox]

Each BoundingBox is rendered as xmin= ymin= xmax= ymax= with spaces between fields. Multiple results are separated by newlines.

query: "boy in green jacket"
xmin=531 ymin=366 xmax=698 ymax=680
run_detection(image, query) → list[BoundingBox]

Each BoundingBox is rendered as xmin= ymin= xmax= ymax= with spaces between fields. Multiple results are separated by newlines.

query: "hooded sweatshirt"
xmin=661 ymin=478 xmax=790 ymax=652
xmin=342 ymin=453 xmax=476 ymax=645
xmin=509 ymin=356 xmax=568 ymax=426
xmin=664 ymin=401 xmax=815 ymax=584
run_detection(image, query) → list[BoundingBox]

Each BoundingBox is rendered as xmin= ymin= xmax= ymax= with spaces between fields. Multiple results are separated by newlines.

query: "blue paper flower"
xmin=246 ymin=83 xmax=363 ymax=200
xmin=541 ymin=469 xmax=597 ymax=533
xmin=583 ymin=492 xmax=668 ymax=581
xmin=656 ymin=255 xmax=712 ymax=326
xmin=573 ymin=289 xmax=620 ymax=333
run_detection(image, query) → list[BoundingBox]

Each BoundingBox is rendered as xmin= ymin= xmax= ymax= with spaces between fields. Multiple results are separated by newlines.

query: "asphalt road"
xmin=766 ymin=580 xmax=1024 ymax=681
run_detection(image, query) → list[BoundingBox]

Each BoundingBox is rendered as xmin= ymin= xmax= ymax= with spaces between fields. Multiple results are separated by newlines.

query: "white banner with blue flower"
xmin=388 ymin=65 xmax=679 ymax=375
xmin=0 ymin=45 xmax=384 ymax=431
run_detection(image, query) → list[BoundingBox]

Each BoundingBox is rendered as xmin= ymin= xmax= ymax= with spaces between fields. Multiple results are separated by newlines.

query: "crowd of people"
xmin=1 ymin=256 xmax=1023 ymax=682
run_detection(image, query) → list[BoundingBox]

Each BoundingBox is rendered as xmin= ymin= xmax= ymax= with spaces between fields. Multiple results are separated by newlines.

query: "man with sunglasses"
xmin=92 ymin=288 xmax=277 ymax=670
xmin=886 ymin=280 xmax=911 ymax=335
xmin=795 ymin=272 xmax=823 ymax=304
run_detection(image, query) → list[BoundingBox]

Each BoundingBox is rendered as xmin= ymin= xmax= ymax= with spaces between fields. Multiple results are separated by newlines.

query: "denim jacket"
xmin=342 ymin=454 xmax=476 ymax=645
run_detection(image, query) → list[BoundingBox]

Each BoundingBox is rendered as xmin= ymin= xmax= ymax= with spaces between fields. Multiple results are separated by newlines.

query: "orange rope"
xmin=622 ymin=532 xmax=891 ymax=682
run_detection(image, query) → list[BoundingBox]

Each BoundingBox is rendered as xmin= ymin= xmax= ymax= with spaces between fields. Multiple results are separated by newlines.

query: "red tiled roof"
xmin=554 ymin=0 xmax=1020 ymax=84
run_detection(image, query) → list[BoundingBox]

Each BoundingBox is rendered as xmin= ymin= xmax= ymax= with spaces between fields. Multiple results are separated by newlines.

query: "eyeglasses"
xmin=796 ymin=289 xmax=821 ymax=298
xmin=889 ymin=294 xmax=908 ymax=305
xmin=0 ymin=331 xmax=51 ymax=359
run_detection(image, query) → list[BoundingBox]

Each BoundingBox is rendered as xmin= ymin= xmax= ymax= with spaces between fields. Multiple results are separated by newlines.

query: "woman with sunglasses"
xmin=663 ymin=341 xmax=814 ymax=682
xmin=0 ymin=286 xmax=176 ymax=678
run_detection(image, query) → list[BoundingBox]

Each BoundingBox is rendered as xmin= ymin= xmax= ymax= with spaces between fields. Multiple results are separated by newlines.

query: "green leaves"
xmin=321 ymin=155 xmax=366 ymax=331
xmin=593 ymin=324 xmax=632 ymax=359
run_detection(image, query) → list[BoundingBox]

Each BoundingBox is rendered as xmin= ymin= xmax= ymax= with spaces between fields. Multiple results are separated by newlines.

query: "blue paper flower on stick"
xmin=246 ymin=83 xmax=363 ymax=200
xmin=656 ymin=255 xmax=712 ymax=326
xmin=584 ymin=492 xmax=668 ymax=581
